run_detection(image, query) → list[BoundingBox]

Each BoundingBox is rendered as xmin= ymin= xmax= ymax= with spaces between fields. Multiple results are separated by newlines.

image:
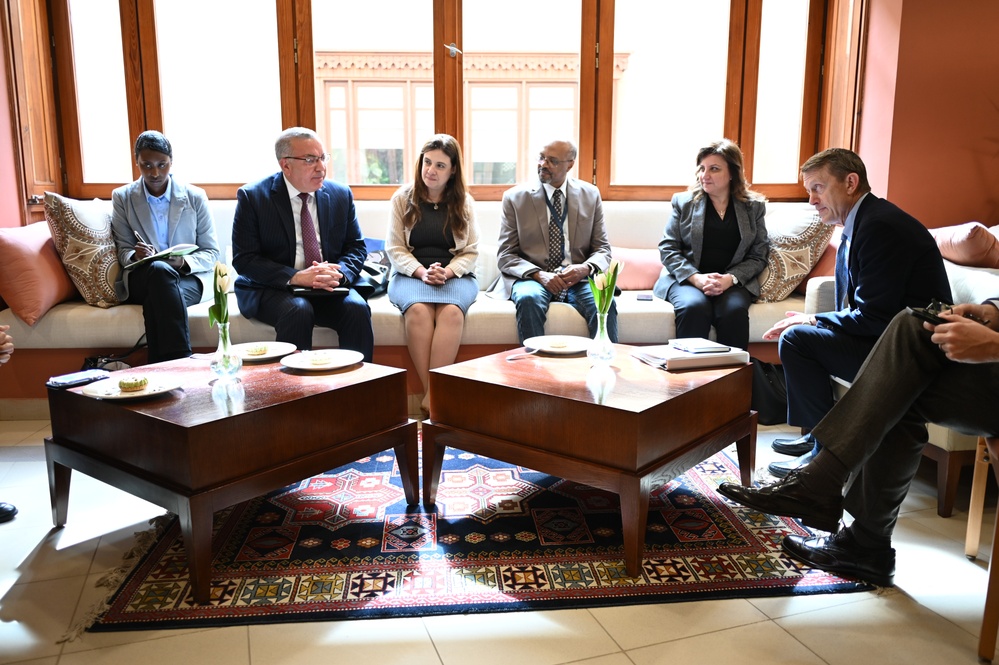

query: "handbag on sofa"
xmin=750 ymin=358 xmax=788 ymax=425
xmin=353 ymin=257 xmax=389 ymax=300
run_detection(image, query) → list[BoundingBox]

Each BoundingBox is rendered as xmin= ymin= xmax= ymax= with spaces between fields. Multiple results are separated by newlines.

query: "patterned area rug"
xmin=86 ymin=445 xmax=869 ymax=631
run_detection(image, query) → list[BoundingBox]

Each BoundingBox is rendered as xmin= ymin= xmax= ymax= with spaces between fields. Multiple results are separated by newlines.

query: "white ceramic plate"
xmin=81 ymin=377 xmax=183 ymax=400
xmin=523 ymin=335 xmax=591 ymax=355
xmin=280 ymin=349 xmax=365 ymax=371
xmin=231 ymin=341 xmax=297 ymax=362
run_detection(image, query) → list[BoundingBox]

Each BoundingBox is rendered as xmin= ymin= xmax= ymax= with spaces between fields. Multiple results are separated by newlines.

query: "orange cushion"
xmin=930 ymin=222 xmax=999 ymax=268
xmin=0 ymin=222 xmax=78 ymax=325
xmin=611 ymin=247 xmax=662 ymax=291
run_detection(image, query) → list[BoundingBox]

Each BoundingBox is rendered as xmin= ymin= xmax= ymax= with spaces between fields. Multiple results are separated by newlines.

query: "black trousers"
xmin=253 ymin=287 xmax=374 ymax=362
xmin=666 ymin=281 xmax=753 ymax=350
xmin=126 ymin=262 xmax=203 ymax=363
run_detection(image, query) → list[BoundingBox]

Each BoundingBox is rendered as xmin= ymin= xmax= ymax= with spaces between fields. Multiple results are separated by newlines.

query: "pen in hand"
xmin=132 ymin=230 xmax=154 ymax=261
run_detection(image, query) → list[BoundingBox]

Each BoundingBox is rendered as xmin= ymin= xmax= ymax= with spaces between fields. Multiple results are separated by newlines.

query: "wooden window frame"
xmin=40 ymin=0 xmax=841 ymax=203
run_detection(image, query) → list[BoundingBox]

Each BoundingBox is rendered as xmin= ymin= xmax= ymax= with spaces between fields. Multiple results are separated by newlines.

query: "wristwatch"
xmin=731 ymin=274 xmax=740 ymax=285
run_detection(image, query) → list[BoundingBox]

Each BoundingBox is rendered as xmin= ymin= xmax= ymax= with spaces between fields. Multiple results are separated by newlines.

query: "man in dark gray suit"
xmin=491 ymin=139 xmax=616 ymax=344
xmin=719 ymin=302 xmax=999 ymax=587
xmin=232 ymin=127 xmax=373 ymax=360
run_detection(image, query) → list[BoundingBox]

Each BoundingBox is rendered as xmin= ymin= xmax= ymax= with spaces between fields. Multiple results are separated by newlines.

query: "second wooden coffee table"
xmin=423 ymin=346 xmax=755 ymax=578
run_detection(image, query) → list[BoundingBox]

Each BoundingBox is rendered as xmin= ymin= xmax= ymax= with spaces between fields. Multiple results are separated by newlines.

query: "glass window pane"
xmin=326 ymin=84 xmax=349 ymax=182
xmin=356 ymin=88 xmax=405 ymax=184
xmin=313 ymin=0 xmax=433 ymax=186
xmin=154 ymin=0 xmax=281 ymax=183
xmin=68 ymin=0 xmax=131 ymax=183
xmin=468 ymin=86 xmax=518 ymax=184
xmin=612 ymin=1 xmax=729 ymax=185
xmin=753 ymin=0 xmax=810 ymax=183
xmin=464 ymin=2 xmax=581 ymax=184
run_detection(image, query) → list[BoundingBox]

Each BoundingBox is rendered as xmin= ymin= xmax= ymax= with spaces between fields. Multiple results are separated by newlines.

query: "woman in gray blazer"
xmin=110 ymin=131 xmax=220 ymax=362
xmin=653 ymin=139 xmax=769 ymax=350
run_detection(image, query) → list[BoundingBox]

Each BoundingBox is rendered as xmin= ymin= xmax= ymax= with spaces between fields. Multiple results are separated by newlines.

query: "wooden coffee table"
xmin=45 ymin=356 xmax=417 ymax=604
xmin=423 ymin=345 xmax=755 ymax=578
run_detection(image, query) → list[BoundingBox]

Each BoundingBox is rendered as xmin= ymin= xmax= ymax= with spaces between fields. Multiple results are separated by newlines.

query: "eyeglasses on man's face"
xmin=284 ymin=153 xmax=330 ymax=166
xmin=538 ymin=154 xmax=571 ymax=168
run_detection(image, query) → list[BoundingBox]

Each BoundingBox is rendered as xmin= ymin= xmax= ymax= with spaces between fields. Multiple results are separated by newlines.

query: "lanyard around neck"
xmin=543 ymin=187 xmax=567 ymax=227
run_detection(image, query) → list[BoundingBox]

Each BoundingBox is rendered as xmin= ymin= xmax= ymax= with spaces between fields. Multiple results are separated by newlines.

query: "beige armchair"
xmin=963 ymin=436 xmax=999 ymax=662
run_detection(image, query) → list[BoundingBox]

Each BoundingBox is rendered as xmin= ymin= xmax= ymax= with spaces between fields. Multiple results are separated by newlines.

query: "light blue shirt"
xmin=143 ymin=176 xmax=173 ymax=250
xmin=840 ymin=191 xmax=868 ymax=266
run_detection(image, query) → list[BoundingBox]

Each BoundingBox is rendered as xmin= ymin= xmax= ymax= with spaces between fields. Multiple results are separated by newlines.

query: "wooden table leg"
xmin=178 ymin=496 xmax=215 ymax=605
xmin=618 ymin=474 xmax=652 ymax=578
xmin=45 ymin=439 xmax=71 ymax=527
xmin=422 ymin=423 xmax=447 ymax=507
xmin=393 ymin=420 xmax=420 ymax=505
xmin=735 ymin=412 xmax=758 ymax=486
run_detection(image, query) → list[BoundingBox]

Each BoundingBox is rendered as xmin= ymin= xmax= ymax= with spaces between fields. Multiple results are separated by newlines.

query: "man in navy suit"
xmin=232 ymin=127 xmax=373 ymax=360
xmin=763 ymin=148 xmax=951 ymax=476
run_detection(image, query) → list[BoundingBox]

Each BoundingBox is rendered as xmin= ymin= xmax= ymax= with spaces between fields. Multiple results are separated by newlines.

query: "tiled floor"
xmin=0 ymin=418 xmax=994 ymax=665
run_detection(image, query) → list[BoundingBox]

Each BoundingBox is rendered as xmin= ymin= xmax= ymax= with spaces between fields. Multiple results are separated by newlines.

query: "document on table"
xmin=670 ymin=337 xmax=732 ymax=354
xmin=632 ymin=342 xmax=749 ymax=371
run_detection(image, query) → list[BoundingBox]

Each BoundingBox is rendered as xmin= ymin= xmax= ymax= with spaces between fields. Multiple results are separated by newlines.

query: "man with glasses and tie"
xmin=232 ymin=127 xmax=374 ymax=360
xmin=491 ymin=139 xmax=617 ymax=344
xmin=761 ymin=148 xmax=950 ymax=478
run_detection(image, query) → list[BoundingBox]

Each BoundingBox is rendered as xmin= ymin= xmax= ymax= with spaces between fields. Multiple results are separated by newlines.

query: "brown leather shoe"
xmin=783 ymin=529 xmax=895 ymax=587
xmin=717 ymin=470 xmax=843 ymax=533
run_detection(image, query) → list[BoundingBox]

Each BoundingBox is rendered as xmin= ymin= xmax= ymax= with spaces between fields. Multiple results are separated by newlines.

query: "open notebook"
xmin=126 ymin=244 xmax=198 ymax=269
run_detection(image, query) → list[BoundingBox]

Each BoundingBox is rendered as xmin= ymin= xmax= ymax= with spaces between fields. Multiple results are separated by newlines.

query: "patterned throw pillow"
xmin=44 ymin=192 xmax=121 ymax=308
xmin=757 ymin=219 xmax=835 ymax=303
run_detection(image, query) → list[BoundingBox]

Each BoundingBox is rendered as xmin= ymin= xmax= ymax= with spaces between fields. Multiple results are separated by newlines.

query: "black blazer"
xmin=232 ymin=173 xmax=367 ymax=319
xmin=816 ymin=194 xmax=952 ymax=337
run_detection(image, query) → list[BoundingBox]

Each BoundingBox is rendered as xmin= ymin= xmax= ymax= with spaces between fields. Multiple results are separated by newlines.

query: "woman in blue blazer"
xmin=653 ymin=139 xmax=769 ymax=350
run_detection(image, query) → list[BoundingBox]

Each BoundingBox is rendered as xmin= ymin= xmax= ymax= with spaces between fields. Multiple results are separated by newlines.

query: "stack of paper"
xmin=633 ymin=338 xmax=749 ymax=371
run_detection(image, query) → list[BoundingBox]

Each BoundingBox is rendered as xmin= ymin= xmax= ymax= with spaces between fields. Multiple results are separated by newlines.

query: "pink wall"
xmin=0 ymin=42 xmax=23 ymax=229
xmin=859 ymin=0 xmax=999 ymax=229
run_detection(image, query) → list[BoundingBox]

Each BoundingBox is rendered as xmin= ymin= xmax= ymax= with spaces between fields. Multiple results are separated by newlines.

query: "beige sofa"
xmin=0 ymin=199 xmax=824 ymax=403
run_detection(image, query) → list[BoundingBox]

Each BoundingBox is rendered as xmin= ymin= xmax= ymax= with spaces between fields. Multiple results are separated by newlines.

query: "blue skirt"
xmin=388 ymin=273 xmax=479 ymax=315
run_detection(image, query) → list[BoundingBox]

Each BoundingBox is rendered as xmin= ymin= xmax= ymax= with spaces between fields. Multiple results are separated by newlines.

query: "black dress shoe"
xmin=768 ymin=448 xmax=818 ymax=478
xmin=717 ymin=470 xmax=843 ymax=533
xmin=0 ymin=502 xmax=17 ymax=524
xmin=782 ymin=529 xmax=896 ymax=587
xmin=771 ymin=434 xmax=815 ymax=456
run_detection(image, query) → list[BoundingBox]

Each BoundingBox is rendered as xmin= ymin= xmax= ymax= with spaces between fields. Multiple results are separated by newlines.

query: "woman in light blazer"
xmin=386 ymin=134 xmax=479 ymax=415
xmin=654 ymin=139 xmax=769 ymax=350
xmin=111 ymin=130 xmax=220 ymax=362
